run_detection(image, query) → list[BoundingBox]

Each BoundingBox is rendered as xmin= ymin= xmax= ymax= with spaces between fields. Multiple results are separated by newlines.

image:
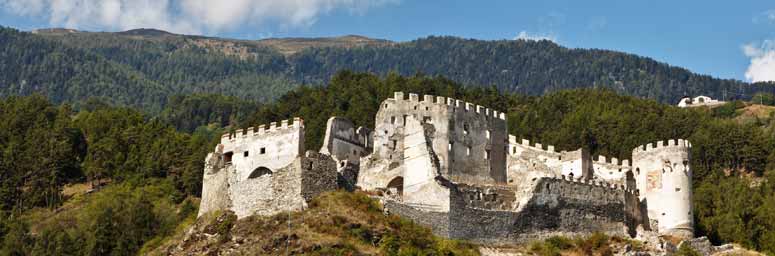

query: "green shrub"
xmin=529 ymin=240 xmax=561 ymax=256
xmin=546 ymin=235 xmax=574 ymax=250
xmin=675 ymin=244 xmax=702 ymax=256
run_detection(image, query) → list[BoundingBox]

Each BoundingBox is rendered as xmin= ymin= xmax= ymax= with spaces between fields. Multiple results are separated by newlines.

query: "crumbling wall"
xmin=382 ymin=199 xmax=450 ymax=237
xmin=456 ymin=184 xmax=518 ymax=211
xmin=401 ymin=116 xmax=451 ymax=211
xmin=356 ymin=154 xmax=404 ymax=191
xmin=300 ymin=151 xmax=339 ymax=201
xmin=560 ymin=148 xmax=592 ymax=179
xmin=229 ymin=160 xmax=305 ymax=218
xmin=506 ymin=137 xmax=563 ymax=185
xmin=371 ymin=92 xmax=508 ymax=187
xmin=446 ymin=177 xmax=631 ymax=245
xmin=592 ymin=155 xmax=631 ymax=185
xmin=198 ymin=151 xmax=232 ymax=217
xmin=320 ymin=116 xmax=369 ymax=165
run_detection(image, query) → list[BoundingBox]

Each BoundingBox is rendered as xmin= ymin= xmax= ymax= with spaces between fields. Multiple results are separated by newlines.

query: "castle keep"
xmin=199 ymin=92 xmax=694 ymax=244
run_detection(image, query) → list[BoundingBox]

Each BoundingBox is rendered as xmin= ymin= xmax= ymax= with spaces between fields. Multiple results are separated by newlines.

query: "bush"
xmin=675 ymin=244 xmax=702 ymax=256
xmin=529 ymin=240 xmax=562 ymax=256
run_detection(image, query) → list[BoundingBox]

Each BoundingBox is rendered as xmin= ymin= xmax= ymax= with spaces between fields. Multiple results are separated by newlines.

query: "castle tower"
xmin=632 ymin=139 xmax=693 ymax=239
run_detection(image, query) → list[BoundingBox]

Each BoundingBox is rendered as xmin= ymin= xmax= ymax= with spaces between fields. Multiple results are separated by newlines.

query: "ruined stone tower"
xmin=362 ymin=92 xmax=508 ymax=189
xmin=632 ymin=139 xmax=694 ymax=239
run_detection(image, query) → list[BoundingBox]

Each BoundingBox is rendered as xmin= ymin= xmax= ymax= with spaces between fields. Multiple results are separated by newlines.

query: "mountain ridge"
xmin=5 ymin=25 xmax=774 ymax=112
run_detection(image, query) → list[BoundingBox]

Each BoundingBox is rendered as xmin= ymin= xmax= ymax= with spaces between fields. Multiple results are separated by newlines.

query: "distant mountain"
xmin=3 ymin=26 xmax=773 ymax=112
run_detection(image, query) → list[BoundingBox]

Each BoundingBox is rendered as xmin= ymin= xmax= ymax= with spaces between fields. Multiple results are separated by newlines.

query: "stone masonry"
xmin=199 ymin=91 xmax=695 ymax=245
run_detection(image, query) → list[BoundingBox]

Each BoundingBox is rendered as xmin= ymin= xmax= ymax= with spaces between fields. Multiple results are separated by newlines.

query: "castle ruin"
xmin=199 ymin=92 xmax=694 ymax=244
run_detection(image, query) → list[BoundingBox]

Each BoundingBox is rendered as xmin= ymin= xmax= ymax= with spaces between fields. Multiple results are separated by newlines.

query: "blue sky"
xmin=1 ymin=0 xmax=774 ymax=82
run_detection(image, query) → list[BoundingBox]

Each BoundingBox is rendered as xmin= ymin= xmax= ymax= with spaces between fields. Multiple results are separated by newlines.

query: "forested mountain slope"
xmin=0 ymin=28 xmax=169 ymax=112
xmin=2 ymin=72 xmax=775 ymax=254
xmin=14 ymin=26 xmax=773 ymax=110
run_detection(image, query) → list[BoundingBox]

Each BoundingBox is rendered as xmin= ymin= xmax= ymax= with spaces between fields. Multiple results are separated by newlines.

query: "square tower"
xmin=371 ymin=92 xmax=508 ymax=185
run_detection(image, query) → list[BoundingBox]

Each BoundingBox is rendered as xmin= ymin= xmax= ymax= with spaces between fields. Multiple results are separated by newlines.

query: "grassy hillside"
xmin=151 ymin=191 xmax=479 ymax=255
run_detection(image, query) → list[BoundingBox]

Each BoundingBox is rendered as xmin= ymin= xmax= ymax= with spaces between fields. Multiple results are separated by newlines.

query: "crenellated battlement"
xmin=390 ymin=91 xmax=506 ymax=120
xmin=220 ymin=117 xmax=304 ymax=144
xmin=632 ymin=139 xmax=691 ymax=155
xmin=509 ymin=136 xmax=558 ymax=154
xmin=593 ymin=155 xmax=631 ymax=167
xmin=544 ymin=175 xmax=635 ymax=194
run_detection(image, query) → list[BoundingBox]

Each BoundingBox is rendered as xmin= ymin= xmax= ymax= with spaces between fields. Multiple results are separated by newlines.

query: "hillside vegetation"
xmin=152 ymin=191 xmax=479 ymax=255
xmin=2 ymin=72 xmax=775 ymax=255
xmin=2 ymin=26 xmax=774 ymax=114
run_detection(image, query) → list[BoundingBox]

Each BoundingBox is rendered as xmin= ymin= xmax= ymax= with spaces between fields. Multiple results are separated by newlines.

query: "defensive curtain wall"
xmin=198 ymin=118 xmax=339 ymax=218
xmin=506 ymin=137 xmax=633 ymax=187
xmin=198 ymin=91 xmax=694 ymax=246
xmin=381 ymin=114 xmax=644 ymax=244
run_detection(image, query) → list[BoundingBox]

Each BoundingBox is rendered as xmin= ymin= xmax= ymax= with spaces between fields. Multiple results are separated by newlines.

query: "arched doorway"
xmin=386 ymin=176 xmax=404 ymax=198
xmin=248 ymin=167 xmax=273 ymax=179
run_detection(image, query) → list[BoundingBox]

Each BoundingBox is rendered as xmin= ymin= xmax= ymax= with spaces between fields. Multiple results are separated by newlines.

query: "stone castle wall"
xmin=372 ymin=92 xmax=508 ymax=185
xmin=383 ymin=176 xmax=640 ymax=245
xmin=506 ymin=137 xmax=592 ymax=187
xmin=198 ymin=118 xmax=342 ymax=219
xmin=199 ymin=92 xmax=693 ymax=244
xmin=320 ymin=116 xmax=371 ymax=165
xmin=220 ymin=118 xmax=304 ymax=181
xmin=633 ymin=139 xmax=693 ymax=238
xmin=447 ymin=177 xmax=634 ymax=244
xmin=591 ymin=155 xmax=632 ymax=186
xmin=198 ymin=151 xmax=232 ymax=217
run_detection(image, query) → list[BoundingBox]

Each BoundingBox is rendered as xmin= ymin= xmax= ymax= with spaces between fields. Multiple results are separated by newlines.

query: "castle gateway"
xmin=199 ymin=92 xmax=694 ymax=244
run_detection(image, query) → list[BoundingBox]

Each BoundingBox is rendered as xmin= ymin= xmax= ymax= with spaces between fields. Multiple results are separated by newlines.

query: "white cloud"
xmin=743 ymin=40 xmax=775 ymax=83
xmin=0 ymin=0 xmax=396 ymax=35
xmin=514 ymin=30 xmax=557 ymax=42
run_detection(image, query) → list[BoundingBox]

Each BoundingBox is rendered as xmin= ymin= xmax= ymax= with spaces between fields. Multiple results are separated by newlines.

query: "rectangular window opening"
xmin=244 ymin=151 xmax=249 ymax=157
xmin=224 ymin=152 xmax=234 ymax=163
xmin=260 ymin=147 xmax=266 ymax=154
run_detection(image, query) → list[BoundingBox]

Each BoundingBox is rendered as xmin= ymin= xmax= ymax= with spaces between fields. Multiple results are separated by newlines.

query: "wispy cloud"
xmin=0 ymin=0 xmax=397 ymax=35
xmin=514 ymin=30 xmax=557 ymax=42
xmin=752 ymin=9 xmax=775 ymax=24
xmin=743 ymin=40 xmax=775 ymax=83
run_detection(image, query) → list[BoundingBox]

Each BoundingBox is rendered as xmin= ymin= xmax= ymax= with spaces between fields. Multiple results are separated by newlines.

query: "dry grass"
xmin=152 ymin=191 xmax=480 ymax=255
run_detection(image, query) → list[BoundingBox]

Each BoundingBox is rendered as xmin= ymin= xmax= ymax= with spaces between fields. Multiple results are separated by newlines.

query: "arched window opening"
xmin=387 ymin=176 xmax=404 ymax=197
xmin=248 ymin=167 xmax=273 ymax=179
